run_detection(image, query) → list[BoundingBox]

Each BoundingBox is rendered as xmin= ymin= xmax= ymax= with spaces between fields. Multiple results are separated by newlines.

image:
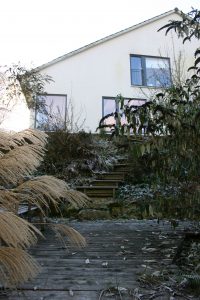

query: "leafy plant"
xmin=40 ymin=131 xmax=118 ymax=185
xmin=98 ymin=8 xmax=200 ymax=220
xmin=0 ymin=63 xmax=53 ymax=132
xmin=158 ymin=8 xmax=200 ymax=43
xmin=1 ymin=63 xmax=52 ymax=109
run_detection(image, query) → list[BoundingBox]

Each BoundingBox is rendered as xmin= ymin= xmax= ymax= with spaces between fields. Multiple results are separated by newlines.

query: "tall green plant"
xmin=98 ymin=8 xmax=200 ymax=184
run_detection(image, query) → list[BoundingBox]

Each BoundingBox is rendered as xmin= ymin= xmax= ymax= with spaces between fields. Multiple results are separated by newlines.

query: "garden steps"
xmin=75 ymin=159 xmax=130 ymax=199
xmin=113 ymin=163 xmax=131 ymax=172
xmin=90 ymin=179 xmax=122 ymax=187
xmin=74 ymin=158 xmax=131 ymax=217
xmin=95 ymin=171 xmax=125 ymax=181
xmin=76 ymin=185 xmax=117 ymax=198
xmin=115 ymin=157 xmax=129 ymax=163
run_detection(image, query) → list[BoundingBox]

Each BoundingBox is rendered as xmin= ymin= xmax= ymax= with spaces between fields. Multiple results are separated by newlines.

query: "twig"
xmin=118 ymin=287 xmax=123 ymax=300
xmin=149 ymin=292 xmax=165 ymax=300
xmin=98 ymin=289 xmax=105 ymax=300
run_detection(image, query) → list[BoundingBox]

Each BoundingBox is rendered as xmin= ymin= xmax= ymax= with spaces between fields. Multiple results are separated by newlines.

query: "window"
xmin=35 ymin=94 xmax=67 ymax=131
xmin=102 ymin=97 xmax=146 ymax=126
xmin=130 ymin=55 xmax=171 ymax=87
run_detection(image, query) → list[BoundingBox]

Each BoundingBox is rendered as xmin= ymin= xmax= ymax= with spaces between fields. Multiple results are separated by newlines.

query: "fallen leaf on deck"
xmin=142 ymin=247 xmax=157 ymax=252
xmin=117 ymin=286 xmax=127 ymax=292
xmin=141 ymin=264 xmax=152 ymax=269
xmin=85 ymin=258 xmax=90 ymax=264
xmin=152 ymin=270 xmax=161 ymax=277
xmin=144 ymin=259 xmax=156 ymax=263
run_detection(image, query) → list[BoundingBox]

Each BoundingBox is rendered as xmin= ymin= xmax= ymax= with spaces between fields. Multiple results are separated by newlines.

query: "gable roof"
xmin=37 ymin=8 xmax=181 ymax=71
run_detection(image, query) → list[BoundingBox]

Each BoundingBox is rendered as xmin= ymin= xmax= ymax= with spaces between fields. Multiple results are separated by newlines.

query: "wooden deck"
xmin=6 ymin=220 xmax=185 ymax=300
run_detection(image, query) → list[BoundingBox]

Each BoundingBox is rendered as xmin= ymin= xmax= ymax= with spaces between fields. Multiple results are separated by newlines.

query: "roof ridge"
xmin=36 ymin=8 xmax=181 ymax=71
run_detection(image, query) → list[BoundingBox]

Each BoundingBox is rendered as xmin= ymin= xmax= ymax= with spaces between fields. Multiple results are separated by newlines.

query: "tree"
xmin=1 ymin=63 xmax=52 ymax=109
xmin=0 ymin=63 xmax=53 ymax=131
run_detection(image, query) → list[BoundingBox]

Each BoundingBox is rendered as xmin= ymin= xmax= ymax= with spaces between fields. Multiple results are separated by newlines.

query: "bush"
xmin=40 ymin=131 xmax=119 ymax=183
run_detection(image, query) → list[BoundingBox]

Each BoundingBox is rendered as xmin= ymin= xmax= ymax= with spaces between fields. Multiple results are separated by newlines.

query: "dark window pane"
xmin=131 ymin=57 xmax=143 ymax=85
xmin=131 ymin=70 xmax=143 ymax=85
xmin=131 ymin=56 xmax=142 ymax=69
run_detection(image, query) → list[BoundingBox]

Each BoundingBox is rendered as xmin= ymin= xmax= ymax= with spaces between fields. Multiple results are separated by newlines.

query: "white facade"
xmin=0 ymin=73 xmax=32 ymax=132
xmin=0 ymin=96 xmax=31 ymax=132
xmin=22 ymin=10 xmax=200 ymax=132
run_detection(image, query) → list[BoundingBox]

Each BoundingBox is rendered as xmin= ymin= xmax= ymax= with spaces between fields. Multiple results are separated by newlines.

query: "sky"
xmin=0 ymin=0 xmax=199 ymax=67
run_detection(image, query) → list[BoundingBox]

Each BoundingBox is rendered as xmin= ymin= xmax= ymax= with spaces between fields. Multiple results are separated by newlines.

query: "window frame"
xmin=130 ymin=54 xmax=171 ymax=88
xmin=34 ymin=93 xmax=67 ymax=131
xmin=102 ymin=96 xmax=146 ymax=117
xmin=102 ymin=96 xmax=146 ymax=132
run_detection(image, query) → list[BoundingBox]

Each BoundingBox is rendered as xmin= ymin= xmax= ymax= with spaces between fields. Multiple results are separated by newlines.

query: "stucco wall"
xmin=39 ymin=12 xmax=199 ymax=132
xmin=0 ymin=92 xmax=32 ymax=132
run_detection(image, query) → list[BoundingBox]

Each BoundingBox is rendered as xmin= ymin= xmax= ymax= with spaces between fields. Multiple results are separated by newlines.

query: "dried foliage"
xmin=0 ymin=128 xmax=47 ymax=154
xmin=12 ymin=128 xmax=47 ymax=148
xmin=0 ymin=144 xmax=45 ymax=186
xmin=51 ymin=224 xmax=86 ymax=248
xmin=0 ymin=190 xmax=19 ymax=212
xmin=0 ymin=129 xmax=47 ymax=187
xmin=14 ymin=175 xmax=89 ymax=213
xmin=0 ymin=247 xmax=41 ymax=287
xmin=0 ymin=211 xmax=42 ymax=248
xmin=0 ymin=128 xmax=88 ymax=288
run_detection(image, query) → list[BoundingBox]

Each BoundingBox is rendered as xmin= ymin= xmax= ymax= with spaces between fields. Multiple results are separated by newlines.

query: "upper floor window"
xmin=35 ymin=94 xmax=67 ymax=131
xmin=130 ymin=55 xmax=171 ymax=88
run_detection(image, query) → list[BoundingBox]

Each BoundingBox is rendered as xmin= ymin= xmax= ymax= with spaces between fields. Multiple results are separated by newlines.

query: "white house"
xmin=1 ymin=8 xmax=199 ymax=132
xmin=0 ymin=72 xmax=32 ymax=132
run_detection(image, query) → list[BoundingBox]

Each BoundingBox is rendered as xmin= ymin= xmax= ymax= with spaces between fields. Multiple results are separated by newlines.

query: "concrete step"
xmin=90 ymin=179 xmax=122 ymax=187
xmin=113 ymin=163 xmax=131 ymax=172
xmin=96 ymin=172 xmax=125 ymax=181
xmin=116 ymin=157 xmax=129 ymax=163
xmin=76 ymin=186 xmax=117 ymax=198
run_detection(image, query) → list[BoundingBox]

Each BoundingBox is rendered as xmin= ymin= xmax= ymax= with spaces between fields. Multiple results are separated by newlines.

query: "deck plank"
xmin=4 ymin=220 xmax=185 ymax=300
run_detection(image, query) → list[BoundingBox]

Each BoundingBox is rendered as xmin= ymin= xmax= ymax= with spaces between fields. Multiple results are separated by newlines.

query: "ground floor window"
xmin=102 ymin=96 xmax=146 ymax=126
xmin=35 ymin=94 xmax=67 ymax=131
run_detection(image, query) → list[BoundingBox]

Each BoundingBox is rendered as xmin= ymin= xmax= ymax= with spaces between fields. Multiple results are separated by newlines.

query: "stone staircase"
xmin=75 ymin=158 xmax=132 ymax=220
xmin=76 ymin=161 xmax=130 ymax=198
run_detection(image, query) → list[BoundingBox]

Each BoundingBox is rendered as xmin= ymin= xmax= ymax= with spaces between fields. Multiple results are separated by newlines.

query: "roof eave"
xmin=36 ymin=8 xmax=182 ymax=71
